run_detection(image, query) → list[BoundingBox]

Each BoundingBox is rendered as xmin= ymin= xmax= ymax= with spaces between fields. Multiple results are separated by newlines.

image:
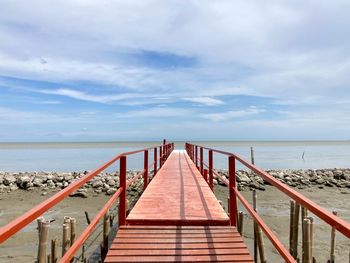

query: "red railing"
xmin=0 ymin=141 xmax=175 ymax=262
xmin=185 ymin=143 xmax=350 ymax=263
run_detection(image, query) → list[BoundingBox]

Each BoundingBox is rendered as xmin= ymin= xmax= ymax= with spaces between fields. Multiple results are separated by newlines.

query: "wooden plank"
xmin=126 ymin=151 xmax=229 ymax=225
xmin=105 ymin=152 xmax=253 ymax=262
xmin=105 ymin=254 xmax=254 ymax=262
xmin=109 ymin=242 xmax=248 ymax=250
xmin=106 ymin=248 xmax=250 ymax=256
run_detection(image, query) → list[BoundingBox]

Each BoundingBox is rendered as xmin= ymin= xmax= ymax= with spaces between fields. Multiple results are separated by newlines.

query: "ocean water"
xmin=0 ymin=141 xmax=349 ymax=172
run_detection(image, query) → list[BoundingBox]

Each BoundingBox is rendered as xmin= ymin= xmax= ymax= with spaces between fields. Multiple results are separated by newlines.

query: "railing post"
xmin=228 ymin=155 xmax=237 ymax=226
xmin=144 ymin=150 xmax=148 ymax=190
xmin=204 ymin=169 xmax=208 ymax=182
xmin=200 ymin=147 xmax=204 ymax=175
xmin=195 ymin=146 xmax=198 ymax=168
xmin=159 ymin=146 xmax=163 ymax=167
xmin=154 ymin=147 xmax=157 ymax=176
xmin=209 ymin=150 xmax=213 ymax=190
xmin=118 ymin=156 xmax=127 ymax=226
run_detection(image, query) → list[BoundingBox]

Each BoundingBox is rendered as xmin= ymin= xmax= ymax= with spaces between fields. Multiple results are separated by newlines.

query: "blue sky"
xmin=0 ymin=1 xmax=350 ymax=141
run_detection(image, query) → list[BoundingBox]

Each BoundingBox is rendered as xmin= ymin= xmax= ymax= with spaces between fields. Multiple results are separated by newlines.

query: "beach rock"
xmin=33 ymin=177 xmax=45 ymax=187
xmin=3 ymin=174 xmax=16 ymax=186
xmin=106 ymin=178 xmax=116 ymax=187
xmin=106 ymin=188 xmax=117 ymax=195
xmin=315 ymin=178 xmax=325 ymax=184
xmin=92 ymin=180 xmax=103 ymax=188
xmin=70 ymin=189 xmax=88 ymax=198
xmin=17 ymin=175 xmax=31 ymax=189
xmin=236 ymin=173 xmax=251 ymax=183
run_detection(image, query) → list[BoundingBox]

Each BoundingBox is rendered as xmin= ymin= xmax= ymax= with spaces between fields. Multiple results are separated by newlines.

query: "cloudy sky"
xmin=1 ymin=0 xmax=350 ymax=141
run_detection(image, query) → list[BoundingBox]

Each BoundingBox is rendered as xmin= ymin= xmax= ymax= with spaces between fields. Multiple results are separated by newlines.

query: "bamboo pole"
xmin=238 ymin=211 xmax=244 ymax=235
xmin=37 ymin=217 xmax=44 ymax=261
xmin=257 ymin=226 xmax=267 ymax=263
xmin=69 ymin=218 xmax=76 ymax=263
xmin=306 ymin=217 xmax=314 ymax=261
xmin=292 ymin=202 xmax=300 ymax=259
xmin=51 ymin=238 xmax=57 ymax=263
xmin=62 ymin=223 xmax=70 ymax=256
xmin=253 ymin=190 xmax=257 ymax=263
xmin=302 ymin=218 xmax=312 ymax=263
xmin=250 ymin=146 xmax=255 ymax=165
xmin=330 ymin=211 xmax=337 ymax=263
xmin=290 ymin=200 xmax=296 ymax=255
xmin=38 ymin=220 xmax=49 ymax=263
xmin=103 ymin=211 xmax=110 ymax=259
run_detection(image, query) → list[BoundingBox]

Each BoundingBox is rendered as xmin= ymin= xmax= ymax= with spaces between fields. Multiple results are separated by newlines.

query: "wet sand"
xmin=0 ymin=186 xmax=349 ymax=262
xmin=214 ymin=185 xmax=350 ymax=262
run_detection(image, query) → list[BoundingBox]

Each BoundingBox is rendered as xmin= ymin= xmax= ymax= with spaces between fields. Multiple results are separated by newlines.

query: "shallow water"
xmin=0 ymin=141 xmax=349 ymax=172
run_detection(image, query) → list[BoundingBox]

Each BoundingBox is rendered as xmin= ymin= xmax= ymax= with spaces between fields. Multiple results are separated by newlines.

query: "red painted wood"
xmin=106 ymin=226 xmax=253 ymax=262
xmin=126 ymin=151 xmax=229 ymax=226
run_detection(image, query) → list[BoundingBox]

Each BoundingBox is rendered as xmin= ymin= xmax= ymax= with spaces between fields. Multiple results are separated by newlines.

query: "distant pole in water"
xmin=250 ymin=147 xmax=255 ymax=165
xmin=302 ymin=151 xmax=305 ymax=161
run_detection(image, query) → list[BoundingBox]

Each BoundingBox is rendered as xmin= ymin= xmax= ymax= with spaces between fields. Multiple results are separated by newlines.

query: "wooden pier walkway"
xmin=105 ymin=150 xmax=253 ymax=262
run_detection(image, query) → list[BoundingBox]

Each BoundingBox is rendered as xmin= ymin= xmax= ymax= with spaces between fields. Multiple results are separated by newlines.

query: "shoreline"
xmin=1 ymin=168 xmax=350 ymax=197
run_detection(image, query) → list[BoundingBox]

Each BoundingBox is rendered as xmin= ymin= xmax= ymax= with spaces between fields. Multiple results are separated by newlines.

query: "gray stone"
xmin=33 ymin=177 xmax=45 ymax=187
xmin=3 ymin=174 xmax=16 ymax=186
xmin=92 ymin=180 xmax=103 ymax=188
xmin=107 ymin=179 xmax=116 ymax=186
xmin=70 ymin=190 xmax=88 ymax=198
xmin=106 ymin=188 xmax=117 ymax=195
xmin=315 ymin=178 xmax=325 ymax=184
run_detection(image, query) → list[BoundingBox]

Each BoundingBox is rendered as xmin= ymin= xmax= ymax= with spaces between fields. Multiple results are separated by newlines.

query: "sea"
xmin=0 ymin=141 xmax=349 ymax=172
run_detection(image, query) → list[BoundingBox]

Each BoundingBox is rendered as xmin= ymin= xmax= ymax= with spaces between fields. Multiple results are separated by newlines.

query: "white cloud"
xmin=201 ymin=107 xmax=265 ymax=122
xmin=183 ymin=97 xmax=224 ymax=106
xmin=38 ymin=88 xmax=141 ymax=103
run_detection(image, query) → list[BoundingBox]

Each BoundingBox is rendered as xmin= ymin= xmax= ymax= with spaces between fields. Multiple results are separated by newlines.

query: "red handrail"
xmin=0 ymin=141 xmax=175 ymax=262
xmin=185 ymin=142 xmax=350 ymax=262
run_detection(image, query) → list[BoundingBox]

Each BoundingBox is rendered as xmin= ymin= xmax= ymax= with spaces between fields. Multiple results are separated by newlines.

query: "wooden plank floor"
xmin=126 ymin=150 xmax=229 ymax=226
xmin=105 ymin=226 xmax=254 ymax=263
xmin=105 ymin=150 xmax=253 ymax=262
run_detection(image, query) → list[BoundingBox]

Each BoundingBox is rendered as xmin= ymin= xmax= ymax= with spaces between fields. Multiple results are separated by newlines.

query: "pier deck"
xmin=105 ymin=150 xmax=253 ymax=262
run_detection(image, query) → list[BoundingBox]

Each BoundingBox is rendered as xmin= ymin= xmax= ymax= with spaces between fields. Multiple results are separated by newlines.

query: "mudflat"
xmin=0 ymin=185 xmax=349 ymax=262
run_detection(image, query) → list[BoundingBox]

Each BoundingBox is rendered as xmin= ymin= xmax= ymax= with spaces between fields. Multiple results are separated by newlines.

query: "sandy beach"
xmin=0 ymin=181 xmax=349 ymax=262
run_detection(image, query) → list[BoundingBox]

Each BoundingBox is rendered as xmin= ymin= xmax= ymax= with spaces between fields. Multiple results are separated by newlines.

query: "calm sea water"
xmin=0 ymin=141 xmax=349 ymax=172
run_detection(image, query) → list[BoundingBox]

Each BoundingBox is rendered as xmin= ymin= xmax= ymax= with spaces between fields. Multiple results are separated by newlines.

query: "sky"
xmin=1 ymin=0 xmax=350 ymax=142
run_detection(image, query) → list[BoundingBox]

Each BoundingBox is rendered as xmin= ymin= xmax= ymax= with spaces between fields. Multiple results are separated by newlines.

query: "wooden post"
xmin=292 ymin=203 xmax=300 ymax=259
xmin=289 ymin=200 xmax=295 ymax=255
xmin=143 ymin=150 xmax=148 ymax=190
xmin=37 ymin=217 xmax=44 ymax=261
xmin=69 ymin=218 xmax=76 ymax=263
xmin=228 ymin=156 xmax=237 ymax=226
xmin=103 ymin=211 xmax=110 ymax=259
xmin=238 ymin=211 xmax=244 ymax=235
xmin=302 ymin=218 xmax=312 ymax=263
xmin=119 ymin=155 xmax=127 ymax=226
xmin=253 ymin=190 xmax=257 ymax=263
xmin=330 ymin=211 xmax=337 ymax=263
xmin=307 ymin=217 xmax=314 ymax=261
xmin=195 ymin=146 xmax=198 ymax=168
xmin=38 ymin=220 xmax=49 ymax=263
xmin=154 ymin=147 xmax=157 ymax=176
xmin=209 ymin=150 xmax=213 ymax=190
xmin=257 ymin=226 xmax=267 ymax=263
xmin=62 ymin=223 xmax=70 ymax=256
xmin=51 ymin=239 xmax=57 ymax=263
xmin=250 ymin=146 xmax=255 ymax=165
xmin=70 ymin=218 xmax=76 ymax=246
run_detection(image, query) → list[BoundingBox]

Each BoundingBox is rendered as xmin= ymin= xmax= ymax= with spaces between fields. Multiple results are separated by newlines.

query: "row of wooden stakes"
xmin=36 ymin=212 xmax=112 ymax=263
xmin=232 ymin=191 xmax=343 ymax=263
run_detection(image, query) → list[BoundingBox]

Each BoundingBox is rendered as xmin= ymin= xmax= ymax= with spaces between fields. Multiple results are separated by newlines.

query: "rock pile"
xmin=215 ymin=168 xmax=350 ymax=191
xmin=0 ymin=171 xmax=146 ymax=197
